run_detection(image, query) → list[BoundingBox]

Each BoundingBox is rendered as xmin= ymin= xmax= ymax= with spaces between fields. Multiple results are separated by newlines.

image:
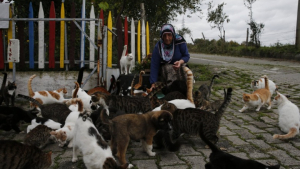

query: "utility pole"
xmin=296 ymin=0 xmax=300 ymax=49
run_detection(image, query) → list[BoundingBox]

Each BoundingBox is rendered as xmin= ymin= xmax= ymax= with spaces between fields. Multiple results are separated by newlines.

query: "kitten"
xmin=239 ymin=76 xmax=272 ymax=112
xmin=0 ymin=72 xmax=17 ymax=106
xmin=17 ymin=94 xmax=71 ymax=125
xmin=194 ymin=74 xmax=219 ymax=108
xmin=28 ymin=74 xmax=68 ymax=107
xmin=27 ymin=117 xmax=62 ymax=133
xmin=0 ymin=140 xmax=52 ymax=169
xmin=120 ymin=45 xmax=134 ymax=75
xmin=161 ymin=88 xmax=232 ymax=144
xmin=50 ymin=98 xmax=82 ymax=148
xmin=251 ymin=75 xmax=277 ymax=95
xmin=199 ymin=124 xmax=280 ymax=169
xmin=0 ymin=105 xmax=38 ymax=133
xmin=24 ymin=124 xmax=54 ymax=149
xmin=91 ymin=82 xmax=166 ymax=115
xmin=69 ymin=99 xmax=129 ymax=169
xmin=273 ymin=91 xmax=300 ymax=139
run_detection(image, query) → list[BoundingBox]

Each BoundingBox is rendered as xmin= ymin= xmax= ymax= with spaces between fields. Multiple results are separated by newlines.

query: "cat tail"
xmin=134 ymin=71 xmax=145 ymax=90
xmin=72 ymin=82 xmax=80 ymax=98
xmin=273 ymin=127 xmax=298 ymax=140
xmin=183 ymin=66 xmax=194 ymax=103
xmin=161 ymin=130 xmax=181 ymax=152
xmin=263 ymin=76 xmax=269 ymax=91
xmin=130 ymin=74 xmax=137 ymax=96
xmin=100 ymin=108 xmax=112 ymax=125
xmin=208 ymin=75 xmax=219 ymax=99
xmin=28 ymin=74 xmax=36 ymax=97
xmin=75 ymin=67 xmax=85 ymax=89
xmin=199 ymin=123 xmax=220 ymax=153
xmin=146 ymin=82 xmax=167 ymax=99
xmin=214 ymin=88 xmax=232 ymax=121
xmin=122 ymin=45 xmax=127 ymax=56
xmin=17 ymin=94 xmax=43 ymax=108
xmin=65 ymin=98 xmax=84 ymax=113
xmin=108 ymin=75 xmax=116 ymax=93
xmin=0 ymin=72 xmax=7 ymax=91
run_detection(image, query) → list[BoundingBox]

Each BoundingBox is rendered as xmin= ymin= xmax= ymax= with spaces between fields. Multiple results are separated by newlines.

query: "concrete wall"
xmin=1 ymin=71 xmax=99 ymax=99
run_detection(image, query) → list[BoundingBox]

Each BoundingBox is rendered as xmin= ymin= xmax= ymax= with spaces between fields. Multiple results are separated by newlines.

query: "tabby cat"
xmin=0 ymin=72 xmax=17 ymax=106
xmin=0 ymin=140 xmax=52 ymax=169
xmin=161 ymin=88 xmax=232 ymax=144
xmin=199 ymin=124 xmax=280 ymax=169
xmin=24 ymin=124 xmax=54 ymax=149
xmin=130 ymin=71 xmax=148 ymax=96
xmin=91 ymin=82 xmax=166 ymax=114
xmin=17 ymin=94 xmax=71 ymax=125
xmin=194 ymin=74 xmax=219 ymax=108
xmin=200 ymin=89 xmax=225 ymax=111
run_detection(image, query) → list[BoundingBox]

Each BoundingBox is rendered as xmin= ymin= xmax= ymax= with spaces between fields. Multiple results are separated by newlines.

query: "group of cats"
xmin=0 ymin=67 xmax=294 ymax=169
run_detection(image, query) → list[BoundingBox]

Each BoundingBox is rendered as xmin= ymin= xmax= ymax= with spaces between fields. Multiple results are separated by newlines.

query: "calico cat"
xmin=70 ymin=99 xmax=129 ymax=169
xmin=199 ymin=124 xmax=280 ymax=169
xmin=239 ymin=76 xmax=272 ymax=112
xmin=27 ymin=117 xmax=62 ymax=133
xmin=91 ymin=82 xmax=166 ymax=115
xmin=17 ymin=94 xmax=71 ymax=125
xmin=28 ymin=74 xmax=68 ymax=107
xmin=0 ymin=106 xmax=38 ymax=133
xmin=273 ymin=91 xmax=300 ymax=140
xmin=194 ymin=74 xmax=219 ymax=108
xmin=24 ymin=124 xmax=54 ymax=149
xmin=0 ymin=140 xmax=52 ymax=169
xmin=161 ymin=88 xmax=232 ymax=144
xmin=120 ymin=45 xmax=134 ymax=75
xmin=251 ymin=75 xmax=277 ymax=95
xmin=0 ymin=72 xmax=17 ymax=106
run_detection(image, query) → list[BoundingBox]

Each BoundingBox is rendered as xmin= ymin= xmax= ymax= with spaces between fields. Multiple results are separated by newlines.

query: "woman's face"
xmin=162 ymin=32 xmax=173 ymax=45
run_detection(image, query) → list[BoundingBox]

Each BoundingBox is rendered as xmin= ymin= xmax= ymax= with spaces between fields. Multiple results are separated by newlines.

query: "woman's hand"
xmin=173 ymin=59 xmax=184 ymax=70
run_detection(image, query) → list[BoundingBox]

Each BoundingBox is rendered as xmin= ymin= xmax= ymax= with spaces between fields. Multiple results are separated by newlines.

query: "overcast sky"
xmin=171 ymin=0 xmax=298 ymax=46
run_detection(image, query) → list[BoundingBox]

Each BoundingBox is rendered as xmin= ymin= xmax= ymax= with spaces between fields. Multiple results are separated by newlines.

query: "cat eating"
xmin=273 ymin=91 xmax=300 ymax=140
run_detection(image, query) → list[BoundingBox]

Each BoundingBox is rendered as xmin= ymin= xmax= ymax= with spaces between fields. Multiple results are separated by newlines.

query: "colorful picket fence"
xmin=0 ymin=1 xmax=151 ymax=71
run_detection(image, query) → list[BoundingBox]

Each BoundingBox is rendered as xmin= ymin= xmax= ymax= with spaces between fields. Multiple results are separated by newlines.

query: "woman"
xmin=149 ymin=23 xmax=190 ymax=90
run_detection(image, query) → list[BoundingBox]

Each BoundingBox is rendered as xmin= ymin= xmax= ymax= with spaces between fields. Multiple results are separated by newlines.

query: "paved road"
xmin=1 ymin=54 xmax=300 ymax=169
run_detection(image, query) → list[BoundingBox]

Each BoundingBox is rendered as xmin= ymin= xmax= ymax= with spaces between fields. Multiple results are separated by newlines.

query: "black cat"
xmin=199 ymin=124 xmax=280 ymax=169
xmin=0 ymin=72 xmax=17 ymax=106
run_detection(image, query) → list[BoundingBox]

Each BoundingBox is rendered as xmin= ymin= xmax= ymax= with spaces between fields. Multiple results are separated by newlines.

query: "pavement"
xmin=1 ymin=57 xmax=300 ymax=169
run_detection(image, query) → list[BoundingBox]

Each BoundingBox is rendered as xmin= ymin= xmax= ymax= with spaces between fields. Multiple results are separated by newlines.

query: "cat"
xmin=27 ymin=117 xmax=62 ymax=133
xmin=0 ymin=72 xmax=17 ymax=106
xmin=199 ymin=124 xmax=280 ymax=169
xmin=50 ymin=98 xmax=82 ymax=148
xmin=72 ymin=82 xmax=94 ymax=112
xmin=0 ymin=105 xmax=38 ymax=133
xmin=161 ymin=88 xmax=232 ymax=144
xmin=120 ymin=45 xmax=134 ymax=75
xmin=251 ymin=75 xmax=277 ymax=95
xmin=17 ymin=94 xmax=71 ymax=125
xmin=273 ymin=91 xmax=300 ymax=140
xmin=24 ymin=124 xmax=54 ymax=149
xmin=108 ymin=75 xmax=117 ymax=94
xmin=69 ymin=99 xmax=129 ymax=169
xmin=200 ymin=99 xmax=224 ymax=112
xmin=28 ymin=74 xmax=68 ymax=108
xmin=194 ymin=74 xmax=219 ymax=108
xmin=152 ymin=99 xmax=195 ymax=111
xmin=90 ymin=82 xmax=166 ymax=115
xmin=0 ymin=140 xmax=52 ymax=169
xmin=130 ymin=71 xmax=148 ymax=96
xmin=239 ymin=76 xmax=272 ymax=112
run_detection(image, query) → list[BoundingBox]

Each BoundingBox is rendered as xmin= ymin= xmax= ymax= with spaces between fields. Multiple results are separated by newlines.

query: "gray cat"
xmin=24 ymin=125 xmax=54 ymax=149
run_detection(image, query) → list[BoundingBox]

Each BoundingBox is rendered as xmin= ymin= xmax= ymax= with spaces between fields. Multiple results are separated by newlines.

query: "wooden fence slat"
xmin=131 ymin=18 xmax=135 ymax=66
xmin=69 ymin=1 xmax=76 ymax=68
xmin=17 ymin=5 xmax=25 ymax=69
xmin=107 ymin=11 xmax=112 ymax=68
xmin=137 ymin=20 xmax=140 ymax=63
xmin=100 ymin=9 xmax=104 ymax=26
xmin=141 ymin=20 xmax=145 ymax=60
xmin=0 ymin=30 xmax=4 ymax=69
xmin=117 ymin=17 xmax=123 ymax=68
xmin=79 ymin=0 xmax=86 ymax=68
xmin=49 ymin=1 xmax=56 ymax=68
xmin=124 ymin=17 xmax=128 ymax=56
xmin=146 ymin=21 xmax=150 ymax=55
xmin=89 ymin=4 xmax=95 ymax=69
xmin=28 ymin=2 xmax=34 ymax=69
xmin=60 ymin=1 xmax=65 ymax=68
xmin=38 ymin=2 xmax=44 ymax=69
xmin=8 ymin=5 xmax=13 ymax=69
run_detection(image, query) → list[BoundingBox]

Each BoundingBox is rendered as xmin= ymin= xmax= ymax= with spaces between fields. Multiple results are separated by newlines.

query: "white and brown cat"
xmin=239 ymin=76 xmax=272 ymax=112
xmin=273 ymin=91 xmax=300 ymax=140
xmin=251 ymin=75 xmax=277 ymax=95
xmin=28 ymin=74 xmax=68 ymax=108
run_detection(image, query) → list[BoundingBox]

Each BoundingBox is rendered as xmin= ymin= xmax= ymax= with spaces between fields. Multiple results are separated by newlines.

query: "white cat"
xmin=71 ymin=101 xmax=130 ymax=169
xmin=273 ymin=91 xmax=300 ymax=140
xmin=250 ymin=75 xmax=277 ymax=95
xmin=27 ymin=117 xmax=62 ymax=133
xmin=152 ymin=99 xmax=195 ymax=111
xmin=120 ymin=45 xmax=134 ymax=75
xmin=50 ymin=99 xmax=82 ymax=147
xmin=72 ymin=82 xmax=92 ymax=112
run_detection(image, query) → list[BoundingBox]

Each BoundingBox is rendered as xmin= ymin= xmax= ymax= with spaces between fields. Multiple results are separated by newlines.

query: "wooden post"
xmin=246 ymin=28 xmax=249 ymax=46
xmin=202 ymin=32 xmax=205 ymax=40
xmin=296 ymin=0 xmax=300 ymax=49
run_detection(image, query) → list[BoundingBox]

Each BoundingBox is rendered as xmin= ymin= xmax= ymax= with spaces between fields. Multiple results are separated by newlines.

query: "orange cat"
xmin=239 ymin=76 xmax=271 ymax=112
